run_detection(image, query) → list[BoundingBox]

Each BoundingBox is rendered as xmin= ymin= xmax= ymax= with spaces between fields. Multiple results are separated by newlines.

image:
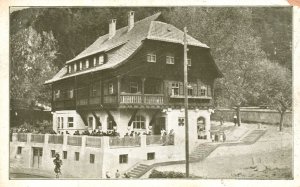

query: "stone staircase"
xmin=127 ymin=129 xmax=267 ymax=178
xmin=189 ymin=143 xmax=219 ymax=162
xmin=128 ymin=164 xmax=151 ymax=178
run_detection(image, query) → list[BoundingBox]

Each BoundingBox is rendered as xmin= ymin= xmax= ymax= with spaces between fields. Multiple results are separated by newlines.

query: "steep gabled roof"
xmin=45 ymin=12 xmax=212 ymax=84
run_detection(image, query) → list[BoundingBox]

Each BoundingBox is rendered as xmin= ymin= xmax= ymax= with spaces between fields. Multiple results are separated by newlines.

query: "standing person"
xmin=53 ymin=153 xmax=62 ymax=178
xmin=106 ymin=171 xmax=111 ymax=179
xmin=233 ymin=115 xmax=237 ymax=126
xmin=115 ymin=170 xmax=120 ymax=178
xmin=220 ymin=115 xmax=224 ymax=126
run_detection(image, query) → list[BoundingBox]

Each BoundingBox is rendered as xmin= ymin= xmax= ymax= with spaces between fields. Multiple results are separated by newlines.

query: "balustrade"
xmin=31 ymin=134 xmax=45 ymax=143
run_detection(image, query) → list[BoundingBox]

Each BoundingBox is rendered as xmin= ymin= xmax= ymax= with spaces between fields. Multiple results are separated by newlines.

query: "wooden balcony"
xmin=120 ymin=93 xmax=164 ymax=105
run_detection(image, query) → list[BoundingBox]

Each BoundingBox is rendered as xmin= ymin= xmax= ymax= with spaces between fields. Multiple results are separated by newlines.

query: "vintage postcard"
xmin=1 ymin=0 xmax=299 ymax=187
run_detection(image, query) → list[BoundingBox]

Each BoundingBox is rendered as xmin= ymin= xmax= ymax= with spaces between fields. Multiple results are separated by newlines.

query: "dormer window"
xmin=85 ymin=60 xmax=89 ymax=69
xmin=147 ymin=53 xmax=156 ymax=63
xmin=99 ymin=55 xmax=104 ymax=65
xmin=93 ymin=57 xmax=97 ymax=66
xmin=166 ymin=56 xmax=175 ymax=64
xmin=187 ymin=58 xmax=192 ymax=66
xmin=79 ymin=61 xmax=83 ymax=70
xmin=108 ymin=83 xmax=114 ymax=95
xmin=68 ymin=65 xmax=71 ymax=73
xmin=187 ymin=84 xmax=193 ymax=96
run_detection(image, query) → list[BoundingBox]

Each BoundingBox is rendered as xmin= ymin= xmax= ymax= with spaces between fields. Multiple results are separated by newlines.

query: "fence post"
xmin=12 ymin=133 xmax=18 ymax=142
xmin=27 ymin=133 xmax=32 ymax=143
xmin=44 ymin=134 xmax=49 ymax=145
xmin=141 ymin=135 xmax=146 ymax=148
xmin=81 ymin=136 xmax=86 ymax=150
xmin=101 ymin=136 xmax=110 ymax=150
xmin=63 ymin=134 xmax=68 ymax=148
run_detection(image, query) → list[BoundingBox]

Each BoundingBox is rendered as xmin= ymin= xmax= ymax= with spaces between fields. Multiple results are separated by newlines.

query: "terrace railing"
xmin=17 ymin=133 xmax=27 ymax=142
xmin=144 ymin=94 xmax=164 ymax=104
xmin=48 ymin=134 xmax=64 ymax=144
xmin=109 ymin=136 xmax=141 ymax=147
xmin=86 ymin=136 xmax=101 ymax=148
xmin=120 ymin=94 xmax=142 ymax=104
xmin=146 ymin=135 xmax=174 ymax=146
xmin=31 ymin=134 xmax=45 ymax=143
xmin=67 ymin=136 xmax=82 ymax=146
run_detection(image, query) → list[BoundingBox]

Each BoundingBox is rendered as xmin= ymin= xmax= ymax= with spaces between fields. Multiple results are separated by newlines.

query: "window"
xmin=61 ymin=117 xmax=64 ymax=129
xmin=90 ymin=83 xmax=99 ymax=97
xmin=129 ymin=82 xmax=138 ymax=93
xmin=68 ymin=65 xmax=72 ymax=73
xmin=132 ymin=115 xmax=145 ymax=129
xmin=74 ymin=63 xmax=77 ymax=72
xmin=63 ymin=151 xmax=67 ymax=159
xmin=119 ymin=154 xmax=128 ymax=164
xmin=85 ymin=60 xmax=89 ymax=69
xmin=90 ymin=154 xmax=95 ymax=164
xmin=187 ymin=58 xmax=192 ymax=66
xmin=187 ymin=84 xmax=193 ymax=96
xmin=99 ymin=55 xmax=104 ymax=64
xmin=68 ymin=117 xmax=74 ymax=127
xmin=51 ymin=150 xmax=56 ymax=158
xmin=17 ymin=147 xmax=22 ymax=154
xmin=75 ymin=152 xmax=80 ymax=161
xmin=147 ymin=152 xmax=155 ymax=160
xmin=88 ymin=117 xmax=93 ymax=128
xmin=200 ymin=86 xmax=207 ymax=96
xmin=67 ymin=89 xmax=74 ymax=99
xmin=93 ymin=57 xmax=97 ymax=66
xmin=171 ymin=83 xmax=179 ymax=96
xmin=108 ymin=83 xmax=114 ymax=94
xmin=166 ymin=56 xmax=175 ymax=64
xmin=54 ymin=90 xmax=60 ymax=100
xmin=107 ymin=116 xmax=114 ymax=130
xmin=147 ymin=53 xmax=156 ymax=63
xmin=57 ymin=117 xmax=60 ymax=128
xmin=79 ymin=61 xmax=83 ymax=70
xmin=178 ymin=117 xmax=185 ymax=126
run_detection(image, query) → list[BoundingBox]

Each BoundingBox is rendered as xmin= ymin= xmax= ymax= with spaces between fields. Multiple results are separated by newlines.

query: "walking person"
xmin=53 ymin=153 xmax=62 ymax=178
xmin=233 ymin=115 xmax=237 ymax=126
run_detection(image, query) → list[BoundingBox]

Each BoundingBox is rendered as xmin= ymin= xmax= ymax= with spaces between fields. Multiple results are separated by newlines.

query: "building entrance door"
xmin=154 ymin=117 xmax=166 ymax=135
xmin=197 ymin=117 xmax=206 ymax=139
xmin=32 ymin=147 xmax=43 ymax=168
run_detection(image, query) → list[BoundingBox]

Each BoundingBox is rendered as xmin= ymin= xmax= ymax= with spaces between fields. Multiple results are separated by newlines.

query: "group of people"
xmin=71 ymin=129 xmax=120 ymax=137
xmin=106 ymin=170 xmax=131 ymax=179
xmin=160 ymin=128 xmax=174 ymax=145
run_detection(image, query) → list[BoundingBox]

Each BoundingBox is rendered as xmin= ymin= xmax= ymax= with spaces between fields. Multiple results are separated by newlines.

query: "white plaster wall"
xmin=165 ymin=108 xmax=211 ymax=152
xmin=53 ymin=110 xmax=87 ymax=134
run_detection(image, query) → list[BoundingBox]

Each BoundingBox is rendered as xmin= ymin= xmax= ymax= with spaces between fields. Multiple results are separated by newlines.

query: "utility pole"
xmin=183 ymin=26 xmax=189 ymax=178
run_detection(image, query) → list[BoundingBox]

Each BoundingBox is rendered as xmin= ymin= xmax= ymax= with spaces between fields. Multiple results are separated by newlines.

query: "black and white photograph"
xmin=5 ymin=5 xmax=296 ymax=182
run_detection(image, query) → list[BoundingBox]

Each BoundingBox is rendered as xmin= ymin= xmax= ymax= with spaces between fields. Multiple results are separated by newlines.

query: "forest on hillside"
xmin=9 ymin=7 xmax=292 ymax=127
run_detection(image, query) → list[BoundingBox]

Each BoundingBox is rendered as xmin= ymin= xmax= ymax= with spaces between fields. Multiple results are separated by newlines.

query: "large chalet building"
xmin=45 ymin=11 xmax=222 ymax=145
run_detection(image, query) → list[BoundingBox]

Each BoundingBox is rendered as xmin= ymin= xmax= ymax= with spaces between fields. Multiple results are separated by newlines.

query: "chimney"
xmin=128 ymin=11 xmax=135 ymax=32
xmin=109 ymin=19 xmax=116 ymax=39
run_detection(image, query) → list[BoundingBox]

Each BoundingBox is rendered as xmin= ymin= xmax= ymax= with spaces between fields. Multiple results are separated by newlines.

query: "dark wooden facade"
xmin=52 ymin=40 xmax=220 ymax=111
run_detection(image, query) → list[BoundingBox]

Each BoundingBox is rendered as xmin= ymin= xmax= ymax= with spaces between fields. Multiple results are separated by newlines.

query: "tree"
xmin=10 ymin=26 xmax=58 ymax=105
xmin=256 ymin=62 xmax=292 ymax=131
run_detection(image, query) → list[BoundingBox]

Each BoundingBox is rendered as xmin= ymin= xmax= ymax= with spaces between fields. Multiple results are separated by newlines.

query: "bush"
xmin=149 ymin=169 xmax=185 ymax=178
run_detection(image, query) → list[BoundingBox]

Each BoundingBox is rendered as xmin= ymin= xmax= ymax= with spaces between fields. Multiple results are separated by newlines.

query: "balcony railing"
xmin=120 ymin=94 xmax=164 ymax=105
xmin=48 ymin=135 xmax=63 ymax=144
xmin=67 ymin=136 xmax=82 ymax=146
xmin=146 ymin=135 xmax=174 ymax=146
xmin=31 ymin=134 xmax=45 ymax=143
xmin=17 ymin=133 xmax=27 ymax=142
xmin=120 ymin=94 xmax=142 ymax=104
xmin=109 ymin=136 xmax=141 ymax=147
xmin=86 ymin=136 xmax=101 ymax=148
xmin=103 ymin=95 xmax=117 ymax=104
xmin=77 ymin=98 xmax=88 ymax=106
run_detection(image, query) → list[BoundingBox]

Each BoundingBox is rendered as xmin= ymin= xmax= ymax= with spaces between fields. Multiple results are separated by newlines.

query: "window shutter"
xmin=207 ymin=84 xmax=211 ymax=97
xmin=168 ymin=81 xmax=172 ymax=95
xmin=178 ymin=82 xmax=183 ymax=95
xmin=192 ymin=83 xmax=197 ymax=96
